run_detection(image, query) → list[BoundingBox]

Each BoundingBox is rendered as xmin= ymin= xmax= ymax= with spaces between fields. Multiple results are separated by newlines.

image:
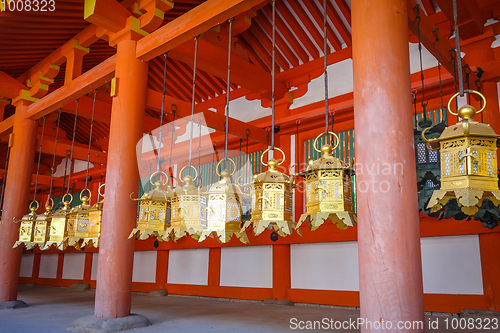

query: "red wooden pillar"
xmin=0 ymin=103 xmax=37 ymax=302
xmin=352 ymin=0 xmax=425 ymax=330
xmin=94 ymin=39 xmax=148 ymax=318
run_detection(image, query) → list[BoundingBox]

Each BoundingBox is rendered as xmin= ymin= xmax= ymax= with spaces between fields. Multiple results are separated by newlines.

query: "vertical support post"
xmin=272 ymin=244 xmax=290 ymax=301
xmin=208 ymin=248 xmax=221 ymax=286
xmin=94 ymin=39 xmax=148 ymax=318
xmin=0 ymin=103 xmax=37 ymax=303
xmin=352 ymin=0 xmax=425 ymax=330
xmin=155 ymin=250 xmax=169 ymax=290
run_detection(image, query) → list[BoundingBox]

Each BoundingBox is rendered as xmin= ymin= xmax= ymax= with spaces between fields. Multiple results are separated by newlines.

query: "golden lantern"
xmin=33 ymin=199 xmax=54 ymax=249
xmin=13 ymin=200 xmax=39 ymax=250
xmin=83 ymin=184 xmax=105 ymax=248
xmin=170 ymin=165 xmax=207 ymax=241
xmin=130 ymin=172 xmax=173 ymax=241
xmin=66 ymin=189 xmax=92 ymax=248
xmin=43 ymin=193 xmax=72 ymax=251
xmin=242 ymin=148 xmax=300 ymax=237
xmin=199 ymin=159 xmax=249 ymax=244
xmin=297 ymin=132 xmax=356 ymax=231
xmin=424 ymin=90 xmax=500 ymax=215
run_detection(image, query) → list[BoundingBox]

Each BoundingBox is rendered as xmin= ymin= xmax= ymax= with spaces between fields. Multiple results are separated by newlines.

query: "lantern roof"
xmin=206 ymin=170 xmax=244 ymax=195
xmin=299 ymin=144 xmax=353 ymax=176
xmin=69 ymin=196 xmax=92 ymax=214
xmin=427 ymin=119 xmax=500 ymax=150
xmin=138 ymin=182 xmax=175 ymax=201
xmin=252 ymin=159 xmax=292 ymax=184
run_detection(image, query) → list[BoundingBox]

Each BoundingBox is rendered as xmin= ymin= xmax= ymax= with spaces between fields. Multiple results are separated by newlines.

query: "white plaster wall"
xmin=167 ymin=248 xmax=209 ymax=285
xmin=291 ymin=242 xmax=359 ymax=291
xmin=62 ymin=253 xmax=85 ymax=280
xmin=220 ymin=246 xmax=273 ymax=288
xmin=91 ymin=253 xmax=98 ymax=281
xmin=39 ymin=254 xmax=58 ymax=279
xmin=421 ymin=235 xmax=483 ymax=295
xmin=133 ymin=251 xmax=157 ymax=283
xmin=20 ymin=254 xmax=34 ymax=278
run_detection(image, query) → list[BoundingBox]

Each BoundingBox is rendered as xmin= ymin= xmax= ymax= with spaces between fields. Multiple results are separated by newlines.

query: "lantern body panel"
xmin=88 ymin=202 xmax=103 ymax=239
xmin=18 ymin=218 xmax=35 ymax=243
xmin=33 ymin=213 xmax=52 ymax=244
xmin=440 ymin=136 xmax=498 ymax=191
xmin=138 ymin=200 xmax=170 ymax=231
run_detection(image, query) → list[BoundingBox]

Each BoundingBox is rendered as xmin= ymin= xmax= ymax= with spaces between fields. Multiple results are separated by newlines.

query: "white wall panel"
xmin=133 ymin=251 xmax=157 ymax=283
xmin=167 ymin=248 xmax=209 ymax=285
xmin=20 ymin=254 xmax=34 ymax=278
xmin=91 ymin=253 xmax=98 ymax=281
xmin=421 ymin=235 xmax=483 ymax=295
xmin=220 ymin=246 xmax=272 ymax=288
xmin=39 ymin=254 xmax=58 ymax=279
xmin=291 ymin=242 xmax=359 ymax=291
xmin=62 ymin=253 xmax=85 ymax=280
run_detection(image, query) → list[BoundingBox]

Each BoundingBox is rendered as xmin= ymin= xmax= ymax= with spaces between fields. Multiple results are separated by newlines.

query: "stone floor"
xmin=0 ymin=284 xmax=498 ymax=333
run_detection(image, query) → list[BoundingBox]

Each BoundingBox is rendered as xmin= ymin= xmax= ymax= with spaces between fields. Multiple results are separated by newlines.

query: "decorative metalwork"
xmin=130 ymin=172 xmax=173 ymax=241
xmin=83 ymin=184 xmax=105 ymax=248
xmin=297 ymin=132 xmax=356 ymax=230
xmin=170 ymin=165 xmax=207 ymax=241
xmin=13 ymin=200 xmax=39 ymax=249
xmin=424 ymin=90 xmax=500 ymax=216
xmin=65 ymin=189 xmax=93 ymax=249
xmin=199 ymin=159 xmax=248 ymax=244
xmin=33 ymin=199 xmax=54 ymax=249
xmin=242 ymin=148 xmax=300 ymax=237
xmin=42 ymin=193 xmax=73 ymax=251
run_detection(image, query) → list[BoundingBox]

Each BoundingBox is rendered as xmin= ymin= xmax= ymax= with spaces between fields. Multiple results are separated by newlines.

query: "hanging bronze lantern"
xmin=424 ymin=90 xmax=500 ymax=215
xmin=130 ymin=172 xmax=173 ymax=241
xmin=242 ymin=148 xmax=299 ymax=237
xmin=296 ymin=132 xmax=356 ymax=231
xmin=13 ymin=200 xmax=39 ymax=249
xmin=66 ymin=189 xmax=92 ymax=248
xmin=33 ymin=198 xmax=54 ymax=249
xmin=199 ymin=159 xmax=248 ymax=244
xmin=170 ymin=165 xmax=207 ymax=241
xmin=43 ymin=193 xmax=72 ymax=251
xmin=83 ymin=184 xmax=105 ymax=248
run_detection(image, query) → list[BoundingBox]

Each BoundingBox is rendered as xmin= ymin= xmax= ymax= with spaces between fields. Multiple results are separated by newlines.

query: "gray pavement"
xmin=0 ymin=285 xmax=497 ymax=333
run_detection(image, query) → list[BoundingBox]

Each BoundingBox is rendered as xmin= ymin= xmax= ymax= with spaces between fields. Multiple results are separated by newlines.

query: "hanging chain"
xmin=0 ymin=135 xmax=12 ymax=210
xmin=245 ymin=129 xmax=249 ymax=183
xmin=412 ymin=89 xmax=418 ymax=129
xmin=296 ymin=120 xmax=300 ymax=169
xmin=450 ymin=49 xmax=459 ymax=121
xmin=66 ymin=99 xmax=79 ymax=194
xmin=433 ymin=29 xmax=445 ymax=115
xmin=157 ymin=52 xmax=169 ymax=177
xmin=464 ymin=64 xmax=471 ymax=104
xmin=415 ymin=5 xmax=428 ymax=121
xmin=271 ymin=0 xmax=276 ymax=150
xmin=49 ymin=110 xmax=62 ymax=200
xmin=453 ymin=0 xmax=464 ymax=97
xmin=84 ymin=90 xmax=97 ymax=190
xmin=323 ymin=0 xmax=329 ymax=134
xmin=188 ymin=36 xmax=200 ymax=167
xmin=224 ymin=18 xmax=234 ymax=161
xmin=476 ymin=78 xmax=484 ymax=122
xmin=168 ymin=104 xmax=176 ymax=184
xmin=33 ymin=117 xmax=47 ymax=203
xmin=197 ymin=114 xmax=202 ymax=184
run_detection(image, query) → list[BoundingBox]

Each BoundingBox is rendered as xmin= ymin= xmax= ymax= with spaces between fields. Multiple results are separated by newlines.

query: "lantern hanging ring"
xmin=29 ymin=200 xmax=39 ymax=212
xmin=62 ymin=193 xmax=73 ymax=205
xmin=80 ymin=188 xmax=92 ymax=202
xmin=261 ymin=147 xmax=285 ymax=166
xmin=447 ymin=90 xmax=486 ymax=116
xmin=45 ymin=197 xmax=54 ymax=210
xmin=421 ymin=128 xmax=440 ymax=151
xmin=216 ymin=158 xmax=236 ymax=177
xmin=149 ymin=170 xmax=169 ymax=186
xmin=179 ymin=165 xmax=198 ymax=182
xmin=313 ymin=131 xmax=340 ymax=152
xmin=98 ymin=183 xmax=106 ymax=198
